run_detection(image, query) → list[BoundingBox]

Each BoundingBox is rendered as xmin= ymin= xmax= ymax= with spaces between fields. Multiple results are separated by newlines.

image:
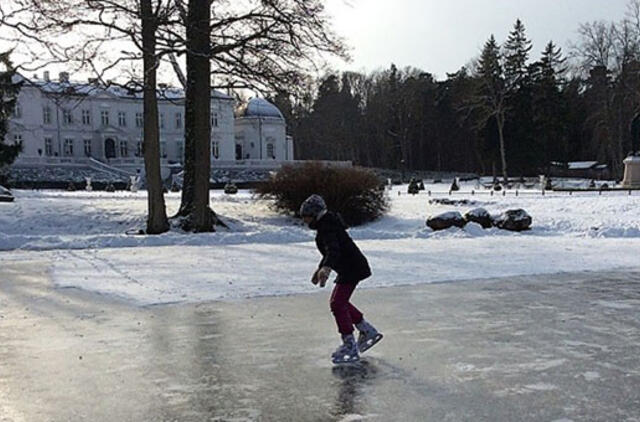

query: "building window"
xmin=136 ymin=112 xmax=143 ymax=128
xmin=235 ymin=144 xmax=242 ymax=160
xmin=160 ymin=141 xmax=167 ymax=158
xmin=119 ymin=140 xmax=128 ymax=157
xmin=45 ymin=137 xmax=53 ymax=156
xmin=118 ymin=111 xmax=127 ymax=127
xmin=63 ymin=138 xmax=74 ymax=156
xmin=82 ymin=109 xmax=91 ymax=125
xmin=13 ymin=134 xmax=23 ymax=145
xmin=212 ymin=141 xmax=219 ymax=159
xmin=101 ymin=110 xmax=110 ymax=126
xmin=175 ymin=113 xmax=182 ymax=129
xmin=160 ymin=113 xmax=165 ymax=129
xmin=83 ymin=139 xmax=92 ymax=157
xmin=177 ymin=141 xmax=184 ymax=162
xmin=135 ymin=141 xmax=143 ymax=157
xmin=63 ymin=110 xmax=73 ymax=125
xmin=211 ymin=113 xmax=218 ymax=128
xmin=267 ymin=143 xmax=275 ymax=159
xmin=43 ymin=106 xmax=52 ymax=124
xmin=13 ymin=103 xmax=22 ymax=118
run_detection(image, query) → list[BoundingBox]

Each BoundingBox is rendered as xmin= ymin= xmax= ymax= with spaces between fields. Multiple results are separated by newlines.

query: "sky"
xmin=0 ymin=0 xmax=633 ymax=85
xmin=324 ymin=0 xmax=632 ymax=79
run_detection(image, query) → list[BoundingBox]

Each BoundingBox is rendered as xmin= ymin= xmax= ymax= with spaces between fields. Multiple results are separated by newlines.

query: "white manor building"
xmin=235 ymin=98 xmax=294 ymax=161
xmin=5 ymin=72 xmax=294 ymax=180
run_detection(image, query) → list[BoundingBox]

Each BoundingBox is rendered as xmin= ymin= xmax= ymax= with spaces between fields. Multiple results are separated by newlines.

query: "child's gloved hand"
xmin=316 ymin=266 xmax=331 ymax=287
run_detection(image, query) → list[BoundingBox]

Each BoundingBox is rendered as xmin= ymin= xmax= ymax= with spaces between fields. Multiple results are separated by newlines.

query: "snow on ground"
xmin=1 ymin=183 xmax=640 ymax=305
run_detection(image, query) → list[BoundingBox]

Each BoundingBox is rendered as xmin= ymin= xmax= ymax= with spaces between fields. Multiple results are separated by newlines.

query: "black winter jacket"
xmin=310 ymin=211 xmax=371 ymax=284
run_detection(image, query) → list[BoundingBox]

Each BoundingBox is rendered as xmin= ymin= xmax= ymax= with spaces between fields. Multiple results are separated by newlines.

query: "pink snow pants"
xmin=329 ymin=282 xmax=364 ymax=335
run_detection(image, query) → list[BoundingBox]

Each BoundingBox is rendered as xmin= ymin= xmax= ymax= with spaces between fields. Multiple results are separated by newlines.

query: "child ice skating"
xmin=299 ymin=194 xmax=383 ymax=364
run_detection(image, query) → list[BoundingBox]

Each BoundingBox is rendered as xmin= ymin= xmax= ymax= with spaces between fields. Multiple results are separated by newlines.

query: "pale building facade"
xmin=234 ymin=98 xmax=294 ymax=161
xmin=6 ymin=73 xmax=294 ymax=176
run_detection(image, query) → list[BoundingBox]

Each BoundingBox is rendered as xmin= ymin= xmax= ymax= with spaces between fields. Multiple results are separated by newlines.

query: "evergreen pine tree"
xmin=0 ymin=51 xmax=23 ymax=183
xmin=310 ymin=74 xmax=342 ymax=160
xmin=503 ymin=19 xmax=533 ymax=91
xmin=503 ymin=19 xmax=537 ymax=174
xmin=531 ymin=41 xmax=569 ymax=168
xmin=474 ymin=35 xmax=509 ymax=181
xmin=539 ymin=41 xmax=567 ymax=80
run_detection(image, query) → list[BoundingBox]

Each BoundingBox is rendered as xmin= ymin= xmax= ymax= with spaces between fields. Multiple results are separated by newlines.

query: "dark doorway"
xmin=235 ymin=144 xmax=243 ymax=160
xmin=105 ymin=138 xmax=116 ymax=159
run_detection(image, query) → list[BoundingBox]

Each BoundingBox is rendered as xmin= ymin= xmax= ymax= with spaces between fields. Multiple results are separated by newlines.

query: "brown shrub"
xmin=256 ymin=162 xmax=388 ymax=226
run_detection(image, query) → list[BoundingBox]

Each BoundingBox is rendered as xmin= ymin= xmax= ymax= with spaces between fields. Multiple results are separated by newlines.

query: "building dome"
xmin=236 ymin=98 xmax=284 ymax=120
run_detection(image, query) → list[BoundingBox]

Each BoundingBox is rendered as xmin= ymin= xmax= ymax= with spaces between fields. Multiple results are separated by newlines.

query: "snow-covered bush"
xmin=256 ymin=162 xmax=388 ymax=226
xmin=224 ymin=183 xmax=238 ymax=194
xmin=408 ymin=178 xmax=421 ymax=194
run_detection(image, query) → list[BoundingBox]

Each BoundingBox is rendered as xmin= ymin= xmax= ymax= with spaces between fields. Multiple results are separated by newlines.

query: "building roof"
xmin=235 ymin=98 xmax=284 ymax=120
xmin=568 ymin=161 xmax=599 ymax=170
xmin=551 ymin=161 xmax=601 ymax=170
xmin=15 ymin=73 xmax=232 ymax=101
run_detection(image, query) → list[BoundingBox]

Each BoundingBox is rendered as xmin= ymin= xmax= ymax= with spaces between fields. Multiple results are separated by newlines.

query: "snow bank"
xmin=1 ymin=183 xmax=640 ymax=305
xmin=4 ymin=236 xmax=638 ymax=306
xmin=2 ymin=184 xmax=640 ymax=252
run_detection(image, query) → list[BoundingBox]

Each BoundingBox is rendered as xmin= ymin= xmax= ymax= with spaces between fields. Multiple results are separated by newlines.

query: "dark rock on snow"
xmin=464 ymin=208 xmax=493 ymax=229
xmin=426 ymin=211 xmax=466 ymax=231
xmin=494 ymin=209 xmax=532 ymax=232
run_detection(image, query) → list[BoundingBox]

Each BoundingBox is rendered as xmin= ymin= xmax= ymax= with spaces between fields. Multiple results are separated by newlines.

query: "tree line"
xmin=274 ymin=3 xmax=640 ymax=181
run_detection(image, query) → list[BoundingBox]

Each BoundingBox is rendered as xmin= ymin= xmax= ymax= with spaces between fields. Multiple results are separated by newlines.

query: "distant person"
xmin=299 ymin=194 xmax=383 ymax=364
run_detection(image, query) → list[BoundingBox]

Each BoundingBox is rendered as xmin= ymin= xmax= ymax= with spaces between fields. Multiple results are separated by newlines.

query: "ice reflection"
xmin=331 ymin=359 xmax=378 ymax=418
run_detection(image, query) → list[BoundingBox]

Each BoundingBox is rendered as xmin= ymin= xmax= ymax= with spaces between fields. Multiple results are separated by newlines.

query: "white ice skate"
xmin=331 ymin=335 xmax=360 ymax=365
xmin=356 ymin=320 xmax=383 ymax=354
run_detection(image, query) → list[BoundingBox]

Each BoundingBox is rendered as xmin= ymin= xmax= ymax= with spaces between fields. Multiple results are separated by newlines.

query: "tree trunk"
xmin=176 ymin=0 xmax=215 ymax=232
xmin=141 ymin=0 xmax=169 ymax=234
xmin=473 ymin=136 xmax=486 ymax=175
xmin=497 ymin=113 xmax=509 ymax=183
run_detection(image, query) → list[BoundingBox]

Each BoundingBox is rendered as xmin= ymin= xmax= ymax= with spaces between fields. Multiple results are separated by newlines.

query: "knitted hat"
xmin=299 ymin=194 xmax=327 ymax=218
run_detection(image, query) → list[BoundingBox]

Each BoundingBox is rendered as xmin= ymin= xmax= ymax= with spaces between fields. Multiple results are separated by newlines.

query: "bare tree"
xmin=0 ymin=0 xmax=179 ymax=233
xmin=571 ymin=21 xmax=616 ymax=74
xmin=179 ymin=0 xmax=213 ymax=232
xmin=1 ymin=0 xmax=347 ymax=233
xmin=166 ymin=0 xmax=348 ymax=231
xmin=140 ymin=0 xmax=170 ymax=233
xmin=571 ymin=1 xmax=640 ymax=176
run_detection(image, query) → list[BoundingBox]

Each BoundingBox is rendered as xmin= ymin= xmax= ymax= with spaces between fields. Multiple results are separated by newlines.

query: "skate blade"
xmin=332 ymin=355 xmax=360 ymax=366
xmin=358 ymin=333 xmax=383 ymax=354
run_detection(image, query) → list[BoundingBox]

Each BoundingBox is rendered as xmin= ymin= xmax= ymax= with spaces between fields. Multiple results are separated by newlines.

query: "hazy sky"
xmin=325 ymin=0 xmax=632 ymax=79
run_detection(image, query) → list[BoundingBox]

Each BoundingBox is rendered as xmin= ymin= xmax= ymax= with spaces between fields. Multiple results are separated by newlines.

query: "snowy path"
xmin=4 ymin=235 xmax=639 ymax=305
